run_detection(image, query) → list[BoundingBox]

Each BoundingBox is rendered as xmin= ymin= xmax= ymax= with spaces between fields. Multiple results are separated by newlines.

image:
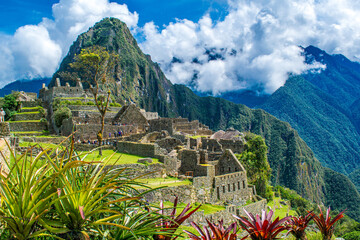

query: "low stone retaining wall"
xmin=103 ymin=163 xmax=165 ymax=178
xmin=188 ymin=199 xmax=267 ymax=226
xmin=13 ymin=112 xmax=43 ymax=121
xmin=116 ymin=141 xmax=164 ymax=158
xmin=0 ymin=123 xmax=10 ymax=136
xmin=9 ymin=121 xmax=47 ymax=132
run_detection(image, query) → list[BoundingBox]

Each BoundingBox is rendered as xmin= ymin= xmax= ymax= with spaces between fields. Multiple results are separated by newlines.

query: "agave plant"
xmin=310 ymin=206 xmax=345 ymax=240
xmin=153 ymin=196 xmax=201 ymax=240
xmin=233 ymin=209 xmax=290 ymax=240
xmin=0 ymin=141 xmax=63 ymax=239
xmin=285 ymin=212 xmax=313 ymax=240
xmin=184 ymin=219 xmax=238 ymax=240
xmin=40 ymin=147 xmax=142 ymax=240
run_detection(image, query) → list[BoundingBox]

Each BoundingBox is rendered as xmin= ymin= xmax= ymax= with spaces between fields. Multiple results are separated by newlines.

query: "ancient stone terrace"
xmin=39 ymin=78 xmax=91 ymax=103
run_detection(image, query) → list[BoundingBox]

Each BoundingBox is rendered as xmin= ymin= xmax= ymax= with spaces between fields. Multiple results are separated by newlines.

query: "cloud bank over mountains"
xmin=0 ymin=0 xmax=138 ymax=87
xmin=0 ymin=0 xmax=359 ymax=94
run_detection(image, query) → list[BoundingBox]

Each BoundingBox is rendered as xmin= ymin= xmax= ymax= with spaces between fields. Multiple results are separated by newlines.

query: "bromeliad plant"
xmin=41 ymin=146 xmax=142 ymax=240
xmin=184 ymin=219 xmax=238 ymax=240
xmin=310 ymin=206 xmax=345 ymax=240
xmin=0 ymin=141 xmax=70 ymax=239
xmin=153 ymin=196 xmax=201 ymax=240
xmin=234 ymin=209 xmax=290 ymax=240
xmin=285 ymin=212 xmax=313 ymax=240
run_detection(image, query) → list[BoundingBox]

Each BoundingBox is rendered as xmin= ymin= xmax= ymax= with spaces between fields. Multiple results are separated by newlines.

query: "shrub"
xmin=53 ymin=106 xmax=72 ymax=127
xmin=86 ymin=101 xmax=95 ymax=105
xmin=343 ymin=231 xmax=360 ymax=240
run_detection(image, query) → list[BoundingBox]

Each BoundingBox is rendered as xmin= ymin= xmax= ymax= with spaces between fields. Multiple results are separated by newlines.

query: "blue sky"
xmin=0 ymin=0 xmax=228 ymax=34
xmin=1 ymin=0 xmax=360 ymax=94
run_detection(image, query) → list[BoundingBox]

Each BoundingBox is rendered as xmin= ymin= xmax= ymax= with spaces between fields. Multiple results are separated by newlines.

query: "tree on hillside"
xmin=68 ymin=46 xmax=119 ymax=155
xmin=236 ymin=132 xmax=272 ymax=199
xmin=1 ymin=93 xmax=20 ymax=121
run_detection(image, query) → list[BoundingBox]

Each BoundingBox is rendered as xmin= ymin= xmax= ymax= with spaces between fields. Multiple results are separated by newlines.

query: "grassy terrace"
xmin=267 ymin=196 xmax=297 ymax=219
xmin=17 ymin=145 xmax=160 ymax=165
xmin=14 ymin=111 xmax=40 ymax=115
xmin=81 ymin=149 xmax=160 ymax=165
xmin=12 ymin=131 xmax=43 ymax=135
xmin=8 ymin=120 xmax=41 ymax=123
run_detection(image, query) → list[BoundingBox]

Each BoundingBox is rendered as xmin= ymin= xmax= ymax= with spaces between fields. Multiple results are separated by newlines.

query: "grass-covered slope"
xmin=258 ymin=76 xmax=360 ymax=174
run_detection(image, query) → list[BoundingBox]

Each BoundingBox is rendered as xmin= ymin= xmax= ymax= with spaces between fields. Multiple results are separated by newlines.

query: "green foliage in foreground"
xmin=0 ymin=139 xmax=175 ymax=240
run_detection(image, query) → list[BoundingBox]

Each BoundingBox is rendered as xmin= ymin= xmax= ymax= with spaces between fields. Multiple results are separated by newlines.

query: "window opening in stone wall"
xmin=233 ymin=183 xmax=235 ymax=191
xmin=228 ymin=184 xmax=230 ymax=192
xmin=229 ymin=167 xmax=231 ymax=172
xmin=223 ymin=186 xmax=225 ymax=193
xmin=243 ymin=181 xmax=246 ymax=189
xmin=217 ymin=187 xmax=220 ymax=199
xmin=238 ymin=182 xmax=240 ymax=190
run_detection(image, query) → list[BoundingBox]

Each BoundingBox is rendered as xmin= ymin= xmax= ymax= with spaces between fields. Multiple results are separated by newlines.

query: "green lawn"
xmin=8 ymin=120 xmax=41 ymax=123
xmin=267 ymin=197 xmax=297 ymax=219
xmin=14 ymin=111 xmax=40 ymax=115
xmin=162 ymin=201 xmax=225 ymax=215
xmin=79 ymin=149 xmax=160 ymax=165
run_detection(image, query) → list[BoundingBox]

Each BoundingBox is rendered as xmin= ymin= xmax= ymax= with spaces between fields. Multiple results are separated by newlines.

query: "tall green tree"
xmin=236 ymin=133 xmax=272 ymax=199
xmin=1 ymin=93 xmax=20 ymax=121
xmin=69 ymin=46 xmax=119 ymax=155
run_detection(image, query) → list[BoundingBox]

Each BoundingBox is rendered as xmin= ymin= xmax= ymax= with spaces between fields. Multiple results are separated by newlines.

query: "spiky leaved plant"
xmin=153 ymin=196 xmax=201 ymax=240
xmin=40 ymin=143 xmax=142 ymax=240
xmin=285 ymin=212 xmax=313 ymax=240
xmin=184 ymin=219 xmax=238 ymax=240
xmin=310 ymin=206 xmax=345 ymax=240
xmin=0 ymin=140 xmax=73 ymax=239
xmin=234 ymin=209 xmax=290 ymax=240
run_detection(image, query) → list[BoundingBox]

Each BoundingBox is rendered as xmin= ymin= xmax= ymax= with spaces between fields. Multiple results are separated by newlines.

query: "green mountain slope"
xmin=50 ymin=17 xmax=177 ymax=117
xmin=49 ymin=18 xmax=360 ymax=219
xmin=258 ymin=76 xmax=360 ymax=174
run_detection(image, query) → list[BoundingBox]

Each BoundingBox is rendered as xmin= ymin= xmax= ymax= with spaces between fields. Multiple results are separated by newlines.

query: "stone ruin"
xmin=2 ymin=79 xmax=260 ymax=209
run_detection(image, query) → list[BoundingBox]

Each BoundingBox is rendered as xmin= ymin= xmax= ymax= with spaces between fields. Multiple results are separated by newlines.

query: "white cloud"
xmin=1 ymin=0 xmax=360 ymax=94
xmin=0 ymin=0 xmax=138 ymax=87
xmin=140 ymin=0 xmax=360 ymax=94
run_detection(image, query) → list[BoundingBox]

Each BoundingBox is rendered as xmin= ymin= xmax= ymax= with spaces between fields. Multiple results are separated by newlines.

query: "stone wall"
xmin=104 ymin=163 xmax=165 ymax=178
xmin=188 ymin=199 xmax=267 ymax=226
xmin=67 ymin=105 xmax=122 ymax=112
xmin=9 ymin=121 xmax=47 ymax=132
xmin=219 ymin=139 xmax=245 ymax=154
xmin=13 ymin=112 xmax=43 ymax=121
xmin=149 ymin=119 xmax=173 ymax=135
xmin=213 ymin=172 xmax=250 ymax=203
xmin=178 ymin=149 xmax=213 ymax=177
xmin=116 ymin=141 xmax=163 ymax=158
xmin=0 ymin=123 xmax=10 ymax=136
xmin=61 ymin=118 xmax=137 ymax=140
xmin=201 ymin=138 xmax=223 ymax=152
xmin=155 ymin=137 xmax=182 ymax=152
xmin=216 ymin=149 xmax=246 ymax=175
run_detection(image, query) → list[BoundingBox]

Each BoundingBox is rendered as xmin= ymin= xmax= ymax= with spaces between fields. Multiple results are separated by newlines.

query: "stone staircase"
xmin=8 ymin=101 xmax=48 ymax=136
